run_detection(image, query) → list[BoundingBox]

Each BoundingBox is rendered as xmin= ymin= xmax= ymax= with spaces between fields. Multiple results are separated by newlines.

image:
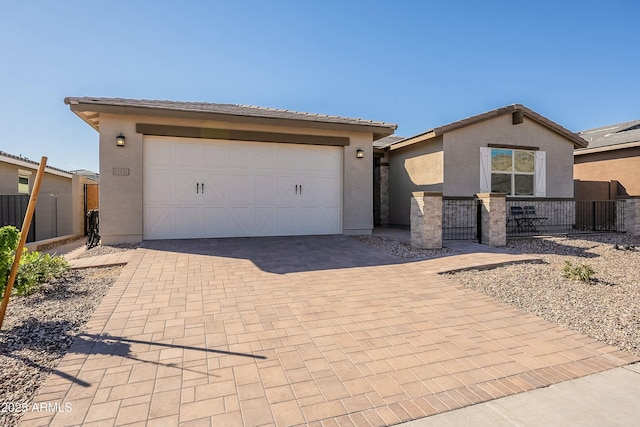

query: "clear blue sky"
xmin=2 ymin=1 xmax=639 ymax=172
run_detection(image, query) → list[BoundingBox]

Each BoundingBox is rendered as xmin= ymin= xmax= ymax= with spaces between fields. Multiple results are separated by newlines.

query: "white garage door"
xmin=143 ymin=136 xmax=342 ymax=239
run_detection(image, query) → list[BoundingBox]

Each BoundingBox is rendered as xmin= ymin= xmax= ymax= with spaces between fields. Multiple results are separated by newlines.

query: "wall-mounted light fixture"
xmin=116 ymin=133 xmax=126 ymax=147
xmin=356 ymin=149 xmax=364 ymax=159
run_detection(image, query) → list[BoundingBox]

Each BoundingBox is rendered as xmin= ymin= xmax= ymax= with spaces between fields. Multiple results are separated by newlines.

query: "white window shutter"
xmin=534 ymin=151 xmax=546 ymax=197
xmin=480 ymin=147 xmax=491 ymax=193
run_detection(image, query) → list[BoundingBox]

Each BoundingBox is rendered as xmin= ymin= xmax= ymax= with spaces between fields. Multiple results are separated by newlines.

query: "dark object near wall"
xmin=0 ymin=195 xmax=36 ymax=242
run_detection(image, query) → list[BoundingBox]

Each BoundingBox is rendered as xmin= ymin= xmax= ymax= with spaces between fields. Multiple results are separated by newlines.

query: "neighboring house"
xmin=0 ymin=150 xmax=92 ymax=241
xmin=70 ymin=169 xmax=100 ymax=182
xmin=378 ymin=104 xmax=588 ymax=226
xmin=574 ymin=119 xmax=640 ymax=197
xmin=64 ymin=97 xmax=397 ymax=244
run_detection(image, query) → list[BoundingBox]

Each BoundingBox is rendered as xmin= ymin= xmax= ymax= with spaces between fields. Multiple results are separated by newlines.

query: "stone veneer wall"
xmin=410 ymin=192 xmax=442 ymax=249
xmin=379 ymin=162 xmax=389 ymax=226
xmin=476 ymin=193 xmax=507 ymax=247
xmin=624 ymin=198 xmax=640 ymax=236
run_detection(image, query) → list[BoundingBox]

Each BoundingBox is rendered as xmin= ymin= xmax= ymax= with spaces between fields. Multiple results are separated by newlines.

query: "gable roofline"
xmin=388 ymin=104 xmax=588 ymax=150
xmin=64 ymin=97 xmax=398 ymax=141
xmin=0 ymin=150 xmax=73 ymax=178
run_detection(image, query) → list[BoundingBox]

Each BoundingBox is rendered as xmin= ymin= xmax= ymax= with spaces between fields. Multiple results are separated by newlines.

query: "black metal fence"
xmin=0 ymin=194 xmax=36 ymax=242
xmin=443 ymin=197 xmax=480 ymax=240
xmin=506 ymin=198 xmax=625 ymax=238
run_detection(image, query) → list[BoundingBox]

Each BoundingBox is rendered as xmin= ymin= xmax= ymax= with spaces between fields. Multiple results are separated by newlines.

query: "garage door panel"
xmin=226 ymin=145 xmax=250 ymax=170
xmin=301 ymin=206 xmax=341 ymax=235
xmin=298 ymin=176 xmax=320 ymax=203
xmin=254 ymin=146 xmax=279 ymax=171
xmin=321 ymin=176 xmax=342 ymax=203
xmin=175 ymin=142 xmax=202 ymax=168
xmin=203 ymin=207 xmax=230 ymax=237
xmin=255 ymin=175 xmax=276 ymax=203
xmin=301 ymin=146 xmax=339 ymax=171
xmin=227 ymin=174 xmax=252 ymax=202
xmin=144 ymin=207 xmax=174 ymax=239
xmin=228 ymin=207 xmax=252 ymax=236
xmin=275 ymin=176 xmax=297 ymax=203
xmin=300 ymin=176 xmax=341 ymax=204
xmin=175 ymin=173 xmax=199 ymax=203
xmin=144 ymin=136 xmax=342 ymax=239
xmin=275 ymin=206 xmax=301 ymax=235
xmin=276 ymin=147 xmax=300 ymax=170
xmin=146 ymin=171 xmax=174 ymax=204
xmin=255 ymin=207 xmax=277 ymax=236
xmin=202 ymin=174 xmax=228 ymax=204
xmin=175 ymin=207 xmax=204 ymax=238
xmin=146 ymin=140 xmax=174 ymax=168
xmin=204 ymin=143 xmax=227 ymax=168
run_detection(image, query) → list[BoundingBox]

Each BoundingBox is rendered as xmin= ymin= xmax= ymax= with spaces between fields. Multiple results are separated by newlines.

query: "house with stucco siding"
xmin=575 ymin=119 xmax=640 ymax=197
xmin=378 ymin=105 xmax=588 ymax=226
xmin=64 ymin=97 xmax=397 ymax=244
xmin=0 ymin=150 xmax=93 ymax=241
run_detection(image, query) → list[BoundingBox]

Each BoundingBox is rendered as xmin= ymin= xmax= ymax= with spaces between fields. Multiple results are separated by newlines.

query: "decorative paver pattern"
xmin=20 ymin=236 xmax=638 ymax=426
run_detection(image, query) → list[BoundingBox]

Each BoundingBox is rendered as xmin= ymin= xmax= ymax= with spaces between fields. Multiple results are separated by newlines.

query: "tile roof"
xmin=0 ymin=150 xmax=72 ymax=176
xmin=387 ymin=104 xmax=588 ymax=150
xmin=64 ymin=97 xmax=397 ymax=138
xmin=577 ymin=119 xmax=640 ymax=152
xmin=373 ymin=135 xmax=405 ymax=149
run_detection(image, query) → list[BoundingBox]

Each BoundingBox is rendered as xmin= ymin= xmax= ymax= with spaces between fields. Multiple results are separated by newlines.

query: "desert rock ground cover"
xmin=447 ymin=234 xmax=640 ymax=358
xmin=0 ymin=247 xmax=128 ymax=426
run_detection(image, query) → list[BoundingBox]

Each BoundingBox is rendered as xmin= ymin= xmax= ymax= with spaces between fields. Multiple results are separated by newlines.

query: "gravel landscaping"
xmin=356 ymin=232 xmax=640 ymax=358
xmin=0 ymin=251 xmax=126 ymax=426
xmin=74 ymin=242 xmax=139 ymax=259
xmin=353 ymin=234 xmax=458 ymax=259
xmin=446 ymin=234 xmax=640 ymax=357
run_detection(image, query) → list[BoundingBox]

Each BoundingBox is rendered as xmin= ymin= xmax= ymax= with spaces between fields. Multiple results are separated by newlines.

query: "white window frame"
xmin=480 ymin=147 xmax=546 ymax=197
xmin=18 ymin=169 xmax=31 ymax=194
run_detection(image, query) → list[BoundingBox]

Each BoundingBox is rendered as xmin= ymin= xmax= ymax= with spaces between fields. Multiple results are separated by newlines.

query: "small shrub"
xmin=563 ymin=261 xmax=595 ymax=283
xmin=1 ymin=226 xmax=20 ymax=296
xmin=0 ymin=225 xmax=70 ymax=297
xmin=15 ymin=251 xmax=70 ymax=296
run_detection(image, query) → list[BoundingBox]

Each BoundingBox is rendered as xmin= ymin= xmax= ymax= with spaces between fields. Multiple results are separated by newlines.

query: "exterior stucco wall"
xmin=343 ymin=132 xmax=374 ymax=234
xmin=443 ymin=114 xmax=575 ymax=197
xmin=97 ymin=113 xmax=374 ymax=243
xmin=0 ymin=160 xmax=76 ymax=241
xmin=0 ymin=162 xmax=71 ymax=196
xmin=0 ymin=162 xmax=22 ymax=194
xmin=388 ymin=137 xmax=444 ymax=226
xmin=574 ymin=147 xmax=640 ymax=196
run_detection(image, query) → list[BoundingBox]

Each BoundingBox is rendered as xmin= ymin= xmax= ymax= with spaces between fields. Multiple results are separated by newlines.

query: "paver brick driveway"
xmin=22 ymin=236 xmax=637 ymax=426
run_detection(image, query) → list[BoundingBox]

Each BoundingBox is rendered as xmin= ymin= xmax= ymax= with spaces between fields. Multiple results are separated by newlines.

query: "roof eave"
xmin=0 ymin=153 xmax=73 ymax=178
xmin=388 ymin=130 xmax=438 ymax=150
xmin=65 ymin=99 xmax=397 ymax=139
xmin=574 ymin=140 xmax=640 ymax=156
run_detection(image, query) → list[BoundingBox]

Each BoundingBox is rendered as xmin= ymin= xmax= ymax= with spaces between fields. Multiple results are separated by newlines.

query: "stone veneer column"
xmin=379 ymin=162 xmax=390 ymax=226
xmin=475 ymin=193 xmax=507 ymax=247
xmin=411 ymin=192 xmax=442 ymax=249
xmin=623 ymin=198 xmax=640 ymax=236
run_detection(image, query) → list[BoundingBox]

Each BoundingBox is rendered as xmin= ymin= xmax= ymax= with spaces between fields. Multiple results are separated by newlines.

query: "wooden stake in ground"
xmin=0 ymin=156 xmax=47 ymax=330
